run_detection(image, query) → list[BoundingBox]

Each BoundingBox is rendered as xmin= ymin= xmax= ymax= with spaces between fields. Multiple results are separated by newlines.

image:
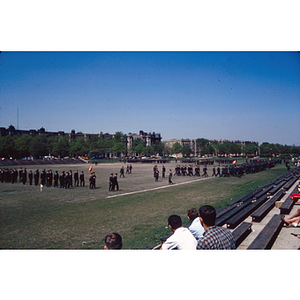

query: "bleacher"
xmin=151 ymin=166 xmax=300 ymax=250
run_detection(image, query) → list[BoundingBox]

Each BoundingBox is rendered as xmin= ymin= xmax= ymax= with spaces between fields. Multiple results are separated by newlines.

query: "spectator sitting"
xmin=104 ymin=232 xmax=123 ymax=250
xmin=161 ymin=214 xmax=197 ymax=250
xmin=197 ymin=205 xmax=236 ymax=250
xmin=187 ymin=208 xmax=204 ymax=241
xmin=290 ymin=182 xmax=300 ymax=200
xmin=282 ymin=207 xmax=300 ymax=227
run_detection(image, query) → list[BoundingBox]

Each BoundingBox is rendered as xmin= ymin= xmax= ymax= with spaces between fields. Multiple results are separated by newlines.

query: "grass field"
xmin=0 ymin=160 xmax=291 ymax=249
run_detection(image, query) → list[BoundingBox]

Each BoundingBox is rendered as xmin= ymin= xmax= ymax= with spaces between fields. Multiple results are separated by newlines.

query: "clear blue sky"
xmin=0 ymin=51 xmax=299 ymax=146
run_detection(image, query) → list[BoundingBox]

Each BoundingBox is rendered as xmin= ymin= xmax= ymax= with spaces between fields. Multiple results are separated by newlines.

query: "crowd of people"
xmin=0 ymin=167 xmax=89 ymax=189
xmin=174 ymin=164 xmax=209 ymax=177
xmin=104 ymin=204 xmax=236 ymax=250
xmin=151 ymin=159 xmax=281 ymax=180
xmin=1 ymin=159 xmax=281 ymax=190
xmin=0 ymin=164 xmax=133 ymax=192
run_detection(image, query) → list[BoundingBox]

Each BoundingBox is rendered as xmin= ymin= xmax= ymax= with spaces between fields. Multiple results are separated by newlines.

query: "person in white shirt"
xmin=161 ymin=214 xmax=197 ymax=250
xmin=187 ymin=208 xmax=205 ymax=241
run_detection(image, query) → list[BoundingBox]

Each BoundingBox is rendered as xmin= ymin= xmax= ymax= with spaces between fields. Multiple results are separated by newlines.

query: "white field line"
xmin=107 ymin=176 xmax=214 ymax=199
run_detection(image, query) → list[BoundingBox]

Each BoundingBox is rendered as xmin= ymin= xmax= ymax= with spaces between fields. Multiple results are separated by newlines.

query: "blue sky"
xmin=0 ymin=51 xmax=299 ymax=145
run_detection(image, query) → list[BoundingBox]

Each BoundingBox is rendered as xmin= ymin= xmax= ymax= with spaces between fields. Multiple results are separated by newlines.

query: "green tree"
xmin=113 ymin=132 xmax=127 ymax=156
xmin=229 ymin=143 xmax=242 ymax=156
xmin=133 ymin=144 xmax=145 ymax=156
xmin=131 ymin=138 xmax=145 ymax=156
xmin=114 ymin=132 xmax=127 ymax=144
xmin=218 ymin=143 xmax=230 ymax=156
xmin=182 ymin=145 xmax=193 ymax=157
xmin=206 ymin=144 xmax=215 ymax=156
xmin=163 ymin=144 xmax=172 ymax=156
xmin=209 ymin=142 xmax=219 ymax=156
xmin=14 ymin=134 xmax=32 ymax=158
xmin=52 ymin=137 xmax=70 ymax=158
xmin=70 ymin=138 xmax=89 ymax=157
xmin=291 ymin=145 xmax=300 ymax=156
xmin=113 ymin=142 xmax=127 ymax=157
xmin=0 ymin=135 xmax=16 ymax=158
xmin=259 ymin=142 xmax=271 ymax=156
xmin=47 ymin=136 xmax=60 ymax=156
xmin=103 ymin=138 xmax=113 ymax=149
xmin=172 ymin=142 xmax=183 ymax=156
xmin=88 ymin=136 xmax=101 ymax=151
xmin=30 ymin=135 xmax=48 ymax=158
xmin=196 ymin=138 xmax=209 ymax=156
xmin=153 ymin=141 xmax=164 ymax=156
xmin=132 ymin=138 xmax=145 ymax=148
xmin=260 ymin=143 xmax=279 ymax=157
xmin=144 ymin=145 xmax=155 ymax=157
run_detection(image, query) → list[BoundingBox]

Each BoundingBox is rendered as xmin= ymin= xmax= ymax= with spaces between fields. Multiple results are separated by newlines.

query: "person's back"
xmin=161 ymin=214 xmax=197 ymax=250
xmin=187 ymin=208 xmax=204 ymax=241
xmin=197 ymin=205 xmax=236 ymax=250
xmin=162 ymin=227 xmax=197 ymax=250
xmin=189 ymin=216 xmax=204 ymax=241
xmin=197 ymin=225 xmax=236 ymax=249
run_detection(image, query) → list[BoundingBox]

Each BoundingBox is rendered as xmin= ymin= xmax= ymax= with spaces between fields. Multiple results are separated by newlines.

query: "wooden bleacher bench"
xmin=253 ymin=185 xmax=274 ymax=199
xmin=216 ymin=197 xmax=254 ymax=227
xmin=280 ymin=198 xmax=295 ymax=215
xmin=232 ymin=222 xmax=252 ymax=248
xmin=247 ymin=214 xmax=284 ymax=249
xmin=216 ymin=190 xmax=257 ymax=220
xmin=268 ymin=181 xmax=286 ymax=195
xmin=283 ymin=177 xmax=298 ymax=190
xmin=226 ymin=194 xmax=270 ymax=229
xmin=215 ymin=188 xmax=266 ymax=227
xmin=251 ymin=189 xmax=285 ymax=222
xmin=280 ymin=185 xmax=299 ymax=215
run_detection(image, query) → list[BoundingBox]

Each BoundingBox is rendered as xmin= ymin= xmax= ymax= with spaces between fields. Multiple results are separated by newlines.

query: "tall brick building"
xmin=126 ymin=130 xmax=162 ymax=155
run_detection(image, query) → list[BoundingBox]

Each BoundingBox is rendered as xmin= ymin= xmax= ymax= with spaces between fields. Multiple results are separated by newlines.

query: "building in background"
xmin=0 ymin=125 xmax=114 ymax=142
xmin=164 ymin=138 xmax=258 ymax=157
xmin=126 ymin=130 xmax=162 ymax=155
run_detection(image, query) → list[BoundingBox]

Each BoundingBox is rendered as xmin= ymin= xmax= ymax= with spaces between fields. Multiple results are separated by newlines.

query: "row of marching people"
xmin=0 ymin=167 xmax=87 ymax=188
xmin=174 ymin=165 xmax=209 ymax=177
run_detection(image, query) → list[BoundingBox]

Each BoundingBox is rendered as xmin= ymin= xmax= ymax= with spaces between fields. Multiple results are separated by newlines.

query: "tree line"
xmin=0 ymin=132 xmax=127 ymax=159
xmin=189 ymin=138 xmax=300 ymax=158
xmin=0 ymin=133 xmax=299 ymax=159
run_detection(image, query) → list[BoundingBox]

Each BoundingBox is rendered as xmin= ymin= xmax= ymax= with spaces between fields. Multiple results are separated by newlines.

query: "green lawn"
xmin=0 ymin=160 xmax=290 ymax=249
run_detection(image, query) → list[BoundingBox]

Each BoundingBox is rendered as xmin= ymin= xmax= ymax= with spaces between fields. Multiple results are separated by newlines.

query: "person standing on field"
xmin=155 ymin=168 xmax=159 ymax=182
xmin=169 ymin=169 xmax=173 ymax=184
xmin=114 ymin=173 xmax=119 ymax=191
xmin=28 ymin=170 xmax=33 ymax=185
xmin=53 ymin=171 xmax=59 ymax=187
xmin=162 ymin=165 xmax=166 ymax=178
xmin=120 ymin=166 xmax=125 ymax=178
xmin=109 ymin=173 xmax=114 ymax=191
xmin=74 ymin=170 xmax=79 ymax=187
xmin=80 ymin=171 xmax=85 ymax=187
